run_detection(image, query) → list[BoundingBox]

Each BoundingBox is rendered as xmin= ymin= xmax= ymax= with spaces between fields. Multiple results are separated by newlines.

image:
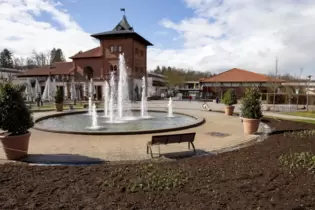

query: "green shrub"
xmin=222 ymin=89 xmax=237 ymax=106
xmin=55 ymin=88 xmax=64 ymax=104
xmin=240 ymin=87 xmax=263 ymax=119
xmin=0 ymin=82 xmax=34 ymax=135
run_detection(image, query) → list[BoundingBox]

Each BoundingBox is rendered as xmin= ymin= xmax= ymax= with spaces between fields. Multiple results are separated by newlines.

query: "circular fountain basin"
xmin=34 ymin=110 xmax=205 ymax=135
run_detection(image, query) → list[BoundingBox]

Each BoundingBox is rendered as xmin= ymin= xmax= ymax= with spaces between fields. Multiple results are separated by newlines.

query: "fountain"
xmin=88 ymin=96 xmax=92 ymax=115
xmin=117 ymin=54 xmax=132 ymax=119
xmin=108 ymin=72 xmax=115 ymax=123
xmin=89 ymin=103 xmax=99 ymax=129
xmin=141 ymin=76 xmax=149 ymax=118
xmin=168 ymin=97 xmax=174 ymax=117
xmin=103 ymin=81 xmax=109 ymax=117
xmin=35 ymin=53 xmax=203 ymax=134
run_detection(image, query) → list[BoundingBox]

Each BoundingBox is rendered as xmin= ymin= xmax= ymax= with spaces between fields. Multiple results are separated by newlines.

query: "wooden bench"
xmin=146 ymin=133 xmax=196 ymax=158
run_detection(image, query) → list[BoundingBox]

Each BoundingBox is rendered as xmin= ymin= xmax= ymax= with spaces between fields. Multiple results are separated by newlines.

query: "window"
xmin=110 ymin=45 xmax=123 ymax=53
xmin=114 ymin=65 xmax=117 ymax=71
xmin=110 ymin=65 xmax=114 ymax=71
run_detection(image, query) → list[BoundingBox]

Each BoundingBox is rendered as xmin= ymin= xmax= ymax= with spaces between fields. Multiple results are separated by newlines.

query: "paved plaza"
xmin=1 ymin=101 xmax=269 ymax=164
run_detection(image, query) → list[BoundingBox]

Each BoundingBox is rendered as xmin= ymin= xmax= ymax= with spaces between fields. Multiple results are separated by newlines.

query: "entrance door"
xmin=97 ymin=86 xmax=102 ymax=100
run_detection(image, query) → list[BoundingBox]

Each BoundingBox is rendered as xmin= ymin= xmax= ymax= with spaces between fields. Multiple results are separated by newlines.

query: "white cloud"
xmin=148 ymin=0 xmax=315 ymax=77
xmin=1 ymin=0 xmax=315 ymax=78
xmin=0 ymin=0 xmax=97 ymax=59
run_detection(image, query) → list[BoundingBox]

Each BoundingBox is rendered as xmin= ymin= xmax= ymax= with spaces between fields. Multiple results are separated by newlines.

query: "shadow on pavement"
xmin=21 ymin=153 xmax=105 ymax=165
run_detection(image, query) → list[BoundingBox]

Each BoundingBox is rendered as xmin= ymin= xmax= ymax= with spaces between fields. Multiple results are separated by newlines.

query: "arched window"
xmin=83 ymin=66 xmax=94 ymax=80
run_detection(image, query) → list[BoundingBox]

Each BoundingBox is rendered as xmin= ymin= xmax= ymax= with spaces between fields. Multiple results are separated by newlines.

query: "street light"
xmin=306 ymin=75 xmax=312 ymax=111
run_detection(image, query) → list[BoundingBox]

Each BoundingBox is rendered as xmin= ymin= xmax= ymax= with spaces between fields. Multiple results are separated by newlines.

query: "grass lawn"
xmin=264 ymin=115 xmax=315 ymax=125
xmin=281 ymin=111 xmax=315 ymax=118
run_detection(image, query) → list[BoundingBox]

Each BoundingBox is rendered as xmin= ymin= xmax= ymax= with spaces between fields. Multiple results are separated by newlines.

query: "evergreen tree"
xmin=0 ymin=49 xmax=14 ymax=68
xmin=50 ymin=48 xmax=66 ymax=63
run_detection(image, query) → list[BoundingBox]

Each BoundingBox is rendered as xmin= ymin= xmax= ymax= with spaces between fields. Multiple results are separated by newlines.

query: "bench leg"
xmin=190 ymin=142 xmax=196 ymax=155
xmin=147 ymin=145 xmax=153 ymax=158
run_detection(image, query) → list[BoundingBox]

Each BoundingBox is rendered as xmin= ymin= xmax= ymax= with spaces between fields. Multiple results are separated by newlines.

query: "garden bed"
xmin=0 ymin=119 xmax=315 ymax=209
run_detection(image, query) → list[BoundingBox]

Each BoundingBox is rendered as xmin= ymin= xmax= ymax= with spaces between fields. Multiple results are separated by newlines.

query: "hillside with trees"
xmin=150 ymin=66 xmax=214 ymax=87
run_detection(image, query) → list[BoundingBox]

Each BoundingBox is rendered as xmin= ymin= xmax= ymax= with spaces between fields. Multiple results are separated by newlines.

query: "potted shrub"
xmin=0 ymin=82 xmax=34 ymax=160
xmin=240 ymin=87 xmax=263 ymax=134
xmin=55 ymin=88 xmax=64 ymax=112
xmin=222 ymin=89 xmax=237 ymax=116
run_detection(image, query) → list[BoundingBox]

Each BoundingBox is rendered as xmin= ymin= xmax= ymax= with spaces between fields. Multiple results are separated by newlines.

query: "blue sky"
xmin=35 ymin=0 xmax=194 ymax=49
xmin=1 ymin=0 xmax=315 ymax=75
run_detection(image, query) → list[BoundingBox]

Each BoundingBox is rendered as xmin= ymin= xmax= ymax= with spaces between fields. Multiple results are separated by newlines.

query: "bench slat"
xmin=151 ymin=133 xmax=195 ymax=145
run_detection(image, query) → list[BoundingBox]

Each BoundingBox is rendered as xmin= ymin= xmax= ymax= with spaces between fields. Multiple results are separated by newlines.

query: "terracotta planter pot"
xmin=0 ymin=131 xmax=30 ymax=160
xmin=224 ymin=106 xmax=235 ymax=116
xmin=55 ymin=103 xmax=63 ymax=112
xmin=242 ymin=118 xmax=260 ymax=135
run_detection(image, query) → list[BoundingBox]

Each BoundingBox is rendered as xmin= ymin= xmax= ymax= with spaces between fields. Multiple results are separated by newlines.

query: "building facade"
xmin=175 ymin=81 xmax=201 ymax=99
xmin=18 ymin=15 xmax=153 ymax=101
xmin=147 ymin=72 xmax=168 ymax=98
xmin=0 ymin=67 xmax=26 ymax=85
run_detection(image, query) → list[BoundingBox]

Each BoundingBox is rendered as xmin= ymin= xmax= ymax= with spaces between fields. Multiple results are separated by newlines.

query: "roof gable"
xmin=90 ymin=15 xmax=153 ymax=46
xmin=113 ymin=15 xmax=133 ymax=31
xmin=200 ymin=68 xmax=283 ymax=83
xmin=70 ymin=47 xmax=102 ymax=59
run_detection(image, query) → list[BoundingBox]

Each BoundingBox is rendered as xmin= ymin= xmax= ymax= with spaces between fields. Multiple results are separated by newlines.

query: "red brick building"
xmin=18 ymin=15 xmax=153 ymax=100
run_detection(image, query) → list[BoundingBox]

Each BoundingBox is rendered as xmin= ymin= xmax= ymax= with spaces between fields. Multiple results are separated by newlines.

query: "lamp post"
xmin=306 ymin=75 xmax=312 ymax=111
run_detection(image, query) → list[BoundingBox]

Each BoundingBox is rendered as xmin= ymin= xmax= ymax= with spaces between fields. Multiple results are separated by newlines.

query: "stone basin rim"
xmin=33 ymin=109 xmax=206 ymax=135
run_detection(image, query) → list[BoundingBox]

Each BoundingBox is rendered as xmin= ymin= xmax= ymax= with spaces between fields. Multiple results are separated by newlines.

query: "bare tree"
xmin=13 ymin=57 xmax=26 ymax=70
xmin=31 ymin=50 xmax=51 ymax=67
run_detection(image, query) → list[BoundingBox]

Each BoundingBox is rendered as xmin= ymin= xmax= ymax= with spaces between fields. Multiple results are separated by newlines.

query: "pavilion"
xmin=199 ymin=68 xmax=283 ymax=99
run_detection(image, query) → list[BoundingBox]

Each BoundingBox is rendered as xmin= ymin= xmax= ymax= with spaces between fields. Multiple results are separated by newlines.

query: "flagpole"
xmin=120 ymin=8 xmax=125 ymax=16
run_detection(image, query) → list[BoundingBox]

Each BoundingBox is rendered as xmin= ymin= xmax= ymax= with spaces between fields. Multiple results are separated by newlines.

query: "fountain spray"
xmin=141 ymin=76 xmax=148 ymax=117
xmin=91 ymin=103 xmax=99 ymax=129
xmin=168 ymin=97 xmax=174 ymax=117
xmin=103 ymin=81 xmax=109 ymax=117
xmin=109 ymin=72 xmax=115 ymax=123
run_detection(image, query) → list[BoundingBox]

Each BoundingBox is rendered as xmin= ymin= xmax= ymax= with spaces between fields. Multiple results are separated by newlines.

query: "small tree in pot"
xmin=240 ymin=87 xmax=263 ymax=134
xmin=0 ymin=82 xmax=34 ymax=160
xmin=222 ymin=89 xmax=237 ymax=116
xmin=55 ymin=88 xmax=64 ymax=112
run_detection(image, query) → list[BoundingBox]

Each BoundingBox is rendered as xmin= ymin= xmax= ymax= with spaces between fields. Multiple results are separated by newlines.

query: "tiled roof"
xmin=70 ymin=47 xmax=102 ymax=59
xmin=200 ymin=68 xmax=284 ymax=83
xmin=91 ymin=31 xmax=153 ymax=46
xmin=91 ymin=15 xmax=152 ymax=46
xmin=17 ymin=62 xmax=74 ymax=77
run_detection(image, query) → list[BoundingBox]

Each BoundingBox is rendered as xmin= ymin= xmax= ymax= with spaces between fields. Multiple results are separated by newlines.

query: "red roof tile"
xmin=17 ymin=62 xmax=74 ymax=77
xmin=200 ymin=68 xmax=284 ymax=83
xmin=70 ymin=47 xmax=102 ymax=59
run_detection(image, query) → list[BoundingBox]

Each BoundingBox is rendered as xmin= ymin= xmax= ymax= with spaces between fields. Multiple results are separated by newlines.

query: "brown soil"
xmin=0 ymin=118 xmax=315 ymax=210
